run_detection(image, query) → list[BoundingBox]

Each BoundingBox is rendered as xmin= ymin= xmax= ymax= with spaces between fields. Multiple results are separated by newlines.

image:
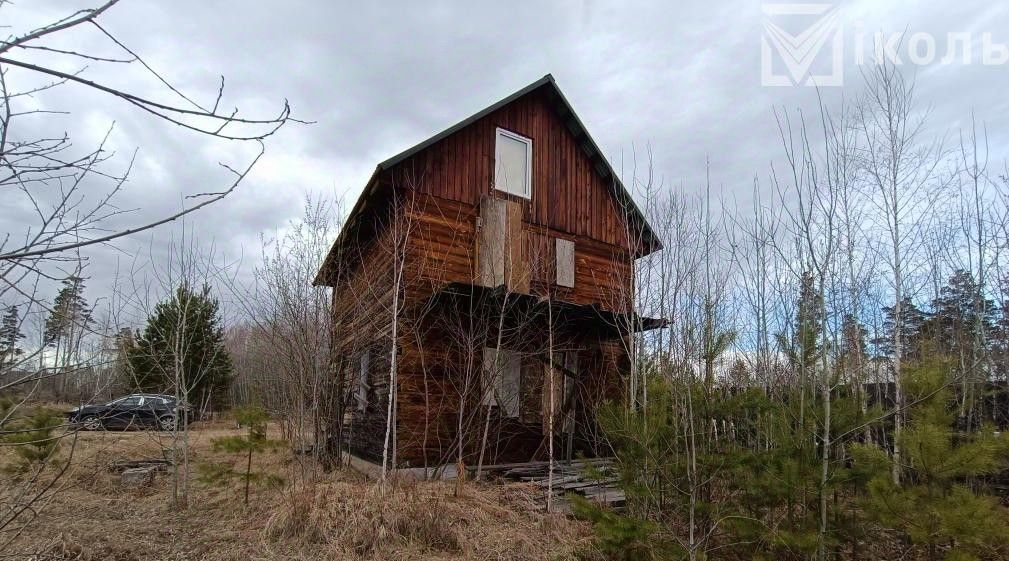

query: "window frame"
xmin=482 ymin=346 xmax=522 ymax=419
xmin=494 ymin=127 xmax=533 ymax=199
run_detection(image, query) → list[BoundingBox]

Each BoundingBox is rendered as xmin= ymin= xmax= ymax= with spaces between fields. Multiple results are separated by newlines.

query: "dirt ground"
xmin=1 ymin=419 xmax=593 ymax=560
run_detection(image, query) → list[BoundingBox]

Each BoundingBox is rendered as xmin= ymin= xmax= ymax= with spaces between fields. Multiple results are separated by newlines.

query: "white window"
xmin=356 ymin=350 xmax=370 ymax=412
xmin=494 ymin=128 xmax=532 ymax=198
xmin=482 ymin=347 xmax=521 ymax=418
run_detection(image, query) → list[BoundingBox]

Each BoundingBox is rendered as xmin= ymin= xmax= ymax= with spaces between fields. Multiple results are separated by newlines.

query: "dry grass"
xmin=1 ymin=421 xmax=592 ymax=560
xmin=262 ymin=478 xmax=586 ymax=560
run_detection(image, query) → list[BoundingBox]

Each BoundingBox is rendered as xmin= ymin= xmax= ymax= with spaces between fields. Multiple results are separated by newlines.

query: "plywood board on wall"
xmin=477 ymin=195 xmax=528 ymax=293
xmin=477 ymin=196 xmax=507 ymax=287
xmin=555 ymin=238 xmax=575 ymax=288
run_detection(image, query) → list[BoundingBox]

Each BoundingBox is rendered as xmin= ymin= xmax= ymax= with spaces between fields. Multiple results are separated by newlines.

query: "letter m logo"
xmin=761 ymin=3 xmax=843 ymax=86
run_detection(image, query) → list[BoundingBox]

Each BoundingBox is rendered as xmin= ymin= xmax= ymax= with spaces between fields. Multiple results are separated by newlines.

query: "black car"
xmin=67 ymin=394 xmax=187 ymax=431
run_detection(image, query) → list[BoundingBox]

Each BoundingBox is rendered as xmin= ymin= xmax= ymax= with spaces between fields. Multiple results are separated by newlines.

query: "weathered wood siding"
xmin=328 ymin=83 xmax=645 ymax=466
xmin=392 ymin=313 xmax=629 ymax=468
xmin=403 ymin=192 xmax=633 ymax=313
xmin=329 ymin=213 xmax=400 ymax=462
xmin=387 ymin=86 xmax=637 ymax=251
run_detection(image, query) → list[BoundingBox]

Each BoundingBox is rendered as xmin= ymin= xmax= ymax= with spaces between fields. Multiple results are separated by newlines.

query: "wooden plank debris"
xmin=108 ymin=458 xmax=173 ymax=473
xmin=477 ymin=456 xmax=625 ymax=511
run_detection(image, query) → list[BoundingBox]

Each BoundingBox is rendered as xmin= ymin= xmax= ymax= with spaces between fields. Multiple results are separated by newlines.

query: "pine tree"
xmin=851 ymin=354 xmax=1009 ymax=561
xmin=197 ymin=406 xmax=284 ymax=505
xmin=2 ymin=407 xmax=61 ymax=473
xmin=922 ymin=270 xmax=995 ymax=357
xmin=0 ymin=305 xmax=26 ymax=368
xmin=44 ymin=276 xmax=92 ymax=343
xmin=874 ymin=296 xmax=927 ymax=359
xmin=128 ymin=284 xmax=234 ymax=412
xmin=43 ymin=276 xmax=93 ymax=373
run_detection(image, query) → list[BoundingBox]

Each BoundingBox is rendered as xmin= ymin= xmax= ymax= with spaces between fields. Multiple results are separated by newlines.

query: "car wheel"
xmin=158 ymin=415 xmax=177 ymax=431
xmin=81 ymin=416 xmax=102 ymax=431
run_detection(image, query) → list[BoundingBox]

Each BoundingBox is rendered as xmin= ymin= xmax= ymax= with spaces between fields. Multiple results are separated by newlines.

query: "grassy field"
xmin=1 ymin=418 xmax=591 ymax=560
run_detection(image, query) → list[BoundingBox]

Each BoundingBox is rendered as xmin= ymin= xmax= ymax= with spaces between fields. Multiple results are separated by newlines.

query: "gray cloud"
xmin=3 ymin=0 xmax=1009 ymax=327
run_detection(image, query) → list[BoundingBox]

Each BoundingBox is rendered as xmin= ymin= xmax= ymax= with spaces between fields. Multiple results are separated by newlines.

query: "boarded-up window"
xmin=356 ymin=350 xmax=370 ymax=412
xmin=477 ymin=196 xmax=528 ymax=293
xmin=555 ymin=238 xmax=574 ymax=287
xmin=478 ymin=198 xmax=506 ymax=287
xmin=543 ymin=350 xmax=579 ymax=434
xmin=482 ymin=347 xmax=521 ymax=418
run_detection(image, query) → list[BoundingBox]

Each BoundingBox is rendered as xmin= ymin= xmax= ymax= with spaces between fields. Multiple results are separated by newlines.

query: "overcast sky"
xmin=4 ymin=0 xmax=1009 ymax=326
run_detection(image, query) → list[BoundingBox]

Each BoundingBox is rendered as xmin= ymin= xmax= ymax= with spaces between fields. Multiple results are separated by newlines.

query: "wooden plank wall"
xmin=388 ymin=86 xmax=635 ymax=252
xmin=555 ymin=238 xmax=575 ymax=288
xmin=329 ymin=215 xmax=401 ymax=462
xmin=404 ymin=192 xmax=633 ymax=312
xmin=329 ymin=84 xmax=647 ymax=466
xmin=476 ymin=196 xmax=507 ymax=287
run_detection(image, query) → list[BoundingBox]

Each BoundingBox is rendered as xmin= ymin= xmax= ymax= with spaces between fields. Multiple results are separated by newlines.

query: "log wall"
xmin=328 ymin=83 xmax=648 ymax=465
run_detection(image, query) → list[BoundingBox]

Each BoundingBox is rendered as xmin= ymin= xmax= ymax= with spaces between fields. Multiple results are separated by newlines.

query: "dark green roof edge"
xmin=376 ymin=74 xmax=557 ymax=171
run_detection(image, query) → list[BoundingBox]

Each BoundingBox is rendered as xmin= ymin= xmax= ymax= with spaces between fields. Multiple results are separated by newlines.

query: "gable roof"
xmin=377 ymin=74 xmax=552 ymax=170
xmin=315 ymin=74 xmax=660 ymax=285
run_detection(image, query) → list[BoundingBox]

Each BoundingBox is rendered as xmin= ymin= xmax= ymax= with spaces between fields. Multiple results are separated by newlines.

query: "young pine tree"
xmin=2 ymin=406 xmax=62 ymax=474
xmin=198 ymin=406 xmax=284 ymax=505
xmin=850 ymin=354 xmax=1009 ymax=561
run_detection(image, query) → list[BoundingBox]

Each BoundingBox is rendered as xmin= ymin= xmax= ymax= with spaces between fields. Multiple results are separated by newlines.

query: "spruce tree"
xmin=994 ymin=286 xmax=1009 ymax=382
xmin=923 ymin=270 xmax=997 ymax=429
xmin=128 ymin=284 xmax=234 ymax=412
xmin=774 ymin=270 xmax=823 ymax=404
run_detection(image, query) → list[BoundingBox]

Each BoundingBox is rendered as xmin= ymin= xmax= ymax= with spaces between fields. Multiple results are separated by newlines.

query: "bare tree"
xmin=856 ymin=61 xmax=948 ymax=483
xmin=226 ymin=194 xmax=342 ymax=471
xmin=0 ymin=0 xmax=293 ymax=538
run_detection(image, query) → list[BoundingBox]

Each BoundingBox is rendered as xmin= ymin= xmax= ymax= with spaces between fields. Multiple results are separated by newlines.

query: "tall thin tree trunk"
xmin=546 ymin=297 xmax=555 ymax=513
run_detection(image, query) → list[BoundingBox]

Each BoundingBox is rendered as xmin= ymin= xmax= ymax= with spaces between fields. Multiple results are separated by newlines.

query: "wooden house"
xmin=314 ymin=75 xmax=662 ymax=471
